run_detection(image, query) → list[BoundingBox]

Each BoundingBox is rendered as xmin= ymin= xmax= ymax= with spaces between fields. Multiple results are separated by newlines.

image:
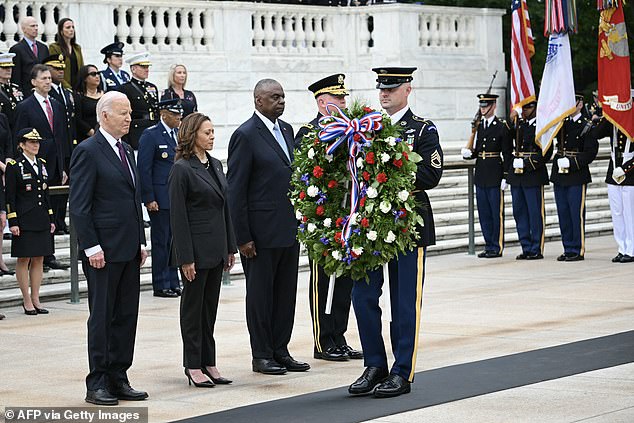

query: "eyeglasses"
xmin=87 ymin=72 xmax=99 ymax=77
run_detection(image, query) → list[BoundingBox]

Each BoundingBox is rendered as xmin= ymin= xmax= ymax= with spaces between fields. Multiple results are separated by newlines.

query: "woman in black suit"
xmin=169 ymin=112 xmax=237 ymax=387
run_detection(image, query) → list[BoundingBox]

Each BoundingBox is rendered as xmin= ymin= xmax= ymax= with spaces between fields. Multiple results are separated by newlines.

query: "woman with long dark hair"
xmin=75 ymin=64 xmax=103 ymax=141
xmin=49 ymin=18 xmax=84 ymax=89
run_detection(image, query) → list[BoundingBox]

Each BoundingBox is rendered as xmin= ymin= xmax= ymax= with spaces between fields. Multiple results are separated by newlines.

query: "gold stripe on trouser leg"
xmin=408 ymin=247 xmax=426 ymax=382
xmin=580 ymin=184 xmax=586 ymax=256
xmin=498 ymin=187 xmax=505 ymax=254
xmin=312 ymin=260 xmax=322 ymax=352
xmin=539 ymin=185 xmax=545 ymax=254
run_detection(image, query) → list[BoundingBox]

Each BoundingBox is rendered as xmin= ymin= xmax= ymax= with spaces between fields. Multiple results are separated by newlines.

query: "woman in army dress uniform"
xmin=5 ymin=128 xmax=55 ymax=315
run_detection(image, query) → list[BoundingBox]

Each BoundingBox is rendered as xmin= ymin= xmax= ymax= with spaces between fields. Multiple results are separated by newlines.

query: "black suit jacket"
xmin=169 ymin=154 xmax=237 ymax=269
xmin=14 ymin=94 xmax=68 ymax=180
xmin=9 ymin=39 xmax=49 ymax=93
xmin=227 ymin=113 xmax=296 ymax=248
xmin=69 ymin=130 xmax=145 ymax=262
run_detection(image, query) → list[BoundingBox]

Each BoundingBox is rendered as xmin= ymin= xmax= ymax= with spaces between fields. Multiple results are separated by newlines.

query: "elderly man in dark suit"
xmin=69 ymin=91 xmax=148 ymax=406
xmin=9 ymin=16 xmax=49 ymax=94
xmin=227 ymin=79 xmax=309 ymax=375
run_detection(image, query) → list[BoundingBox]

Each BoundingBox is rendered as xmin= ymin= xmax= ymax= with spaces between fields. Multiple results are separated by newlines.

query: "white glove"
xmin=461 ymin=148 xmax=472 ymax=159
xmin=557 ymin=157 xmax=570 ymax=170
xmin=613 ymin=166 xmax=626 ymax=184
xmin=513 ymin=158 xmax=524 ymax=169
xmin=500 ymin=179 xmax=507 ymax=190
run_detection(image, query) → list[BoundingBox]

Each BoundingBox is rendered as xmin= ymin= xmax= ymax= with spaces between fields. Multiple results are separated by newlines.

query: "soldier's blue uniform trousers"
xmin=511 ymin=185 xmax=545 ymax=255
xmin=148 ymin=209 xmax=179 ymax=291
xmin=352 ymin=247 xmax=426 ymax=382
xmin=554 ymin=184 xmax=586 ymax=256
xmin=476 ymin=186 xmax=504 ymax=254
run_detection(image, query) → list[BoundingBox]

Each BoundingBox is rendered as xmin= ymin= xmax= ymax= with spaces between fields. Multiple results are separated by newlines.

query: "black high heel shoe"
xmin=184 ymin=368 xmax=215 ymax=388
xmin=202 ymin=367 xmax=233 ymax=385
xmin=23 ymin=305 xmax=37 ymax=316
xmin=33 ymin=306 xmax=49 ymax=314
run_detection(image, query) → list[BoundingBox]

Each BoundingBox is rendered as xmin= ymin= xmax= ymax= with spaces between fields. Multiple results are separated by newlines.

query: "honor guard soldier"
xmin=461 ymin=93 xmax=512 ymax=258
xmin=0 ymin=52 xmax=25 ymax=132
xmin=550 ymin=94 xmax=598 ymax=262
xmin=294 ymin=74 xmax=363 ymax=362
xmin=114 ymin=52 xmax=158 ymax=150
xmin=99 ymin=42 xmax=130 ymax=92
xmin=591 ymin=94 xmax=634 ymax=263
xmin=349 ymin=67 xmax=443 ymax=399
xmin=138 ymin=99 xmax=183 ymax=298
xmin=507 ymin=101 xmax=552 ymax=260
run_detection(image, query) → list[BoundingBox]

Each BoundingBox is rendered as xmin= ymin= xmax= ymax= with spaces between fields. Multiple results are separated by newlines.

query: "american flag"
xmin=510 ymin=0 xmax=536 ymax=109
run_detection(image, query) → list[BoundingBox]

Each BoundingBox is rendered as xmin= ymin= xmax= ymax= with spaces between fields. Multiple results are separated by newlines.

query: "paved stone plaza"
xmin=1 ymin=235 xmax=633 ymax=422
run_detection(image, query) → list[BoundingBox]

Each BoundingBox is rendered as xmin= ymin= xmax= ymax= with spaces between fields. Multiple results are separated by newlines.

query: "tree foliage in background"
xmin=402 ymin=0 xmax=633 ymax=100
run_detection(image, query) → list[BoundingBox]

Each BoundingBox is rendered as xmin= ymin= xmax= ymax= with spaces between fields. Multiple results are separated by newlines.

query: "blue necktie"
xmin=273 ymin=123 xmax=290 ymax=160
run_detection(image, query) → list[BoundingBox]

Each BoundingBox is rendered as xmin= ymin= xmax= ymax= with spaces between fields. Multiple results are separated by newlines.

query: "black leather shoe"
xmin=619 ymin=254 xmax=634 ymax=263
xmin=374 ymin=374 xmax=411 ymax=398
xmin=525 ymin=253 xmax=544 ymax=260
xmin=348 ymin=367 xmax=388 ymax=395
xmin=484 ymin=251 xmax=502 ymax=258
xmin=612 ymin=253 xmax=624 ymax=263
xmin=85 ymin=388 xmax=118 ymax=406
xmin=154 ymin=289 xmax=178 ymax=298
xmin=23 ymin=305 xmax=37 ymax=316
xmin=556 ymin=253 xmax=570 ymax=262
xmin=202 ymin=368 xmax=232 ymax=384
xmin=171 ymin=287 xmax=182 ymax=296
xmin=34 ymin=306 xmax=49 ymax=314
xmin=276 ymin=355 xmax=310 ymax=372
xmin=110 ymin=382 xmax=148 ymax=400
xmin=340 ymin=345 xmax=363 ymax=359
xmin=564 ymin=254 xmax=584 ymax=262
xmin=44 ymin=259 xmax=70 ymax=270
xmin=252 ymin=358 xmax=287 ymax=375
xmin=516 ymin=253 xmax=527 ymax=260
xmin=314 ymin=346 xmax=348 ymax=361
xmin=477 ymin=250 xmax=489 ymax=258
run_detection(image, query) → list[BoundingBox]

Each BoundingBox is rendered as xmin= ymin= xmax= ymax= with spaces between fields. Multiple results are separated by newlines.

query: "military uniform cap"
xmin=522 ymin=100 xmax=537 ymax=108
xmin=477 ymin=93 xmax=498 ymax=107
xmin=308 ymin=74 xmax=348 ymax=98
xmin=42 ymin=54 xmax=65 ymax=69
xmin=575 ymin=93 xmax=584 ymax=102
xmin=126 ymin=52 xmax=151 ymax=67
xmin=158 ymin=98 xmax=183 ymax=114
xmin=372 ymin=67 xmax=417 ymax=89
xmin=17 ymin=128 xmax=43 ymax=142
xmin=0 ymin=52 xmax=16 ymax=68
xmin=100 ymin=42 xmax=125 ymax=57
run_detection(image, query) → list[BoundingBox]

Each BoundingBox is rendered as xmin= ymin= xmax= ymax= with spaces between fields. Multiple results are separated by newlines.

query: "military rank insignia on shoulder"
xmin=40 ymin=158 xmax=47 ymax=163
xmin=7 ymin=159 xmax=16 ymax=166
xmin=300 ymin=123 xmax=314 ymax=131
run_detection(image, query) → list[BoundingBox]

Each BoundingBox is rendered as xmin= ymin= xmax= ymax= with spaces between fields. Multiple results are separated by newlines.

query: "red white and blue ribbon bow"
xmin=317 ymin=104 xmax=383 ymax=254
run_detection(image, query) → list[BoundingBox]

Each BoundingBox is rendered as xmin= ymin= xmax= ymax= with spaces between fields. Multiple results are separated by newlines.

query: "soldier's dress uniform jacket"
xmin=49 ymin=83 xmax=78 ymax=155
xmin=115 ymin=78 xmax=159 ymax=150
xmin=0 ymin=113 xmax=12 ymax=161
xmin=0 ymin=82 xmax=24 ymax=130
xmin=550 ymin=114 xmax=598 ymax=258
xmin=5 ymin=155 xmax=54 ymax=257
xmin=100 ymin=67 xmax=130 ymax=92
xmin=353 ymin=108 xmax=443 ymax=383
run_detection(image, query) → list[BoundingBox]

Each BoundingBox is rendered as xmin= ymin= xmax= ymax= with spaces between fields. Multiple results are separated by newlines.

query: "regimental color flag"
xmin=510 ymin=0 xmax=536 ymax=110
xmin=536 ymin=32 xmax=577 ymax=154
xmin=597 ymin=2 xmax=634 ymax=139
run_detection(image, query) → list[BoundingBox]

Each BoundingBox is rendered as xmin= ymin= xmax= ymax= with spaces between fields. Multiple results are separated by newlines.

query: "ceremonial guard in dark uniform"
xmin=591 ymin=105 xmax=634 ymax=263
xmin=461 ymin=93 xmax=512 ymax=258
xmin=138 ymin=99 xmax=183 ymax=298
xmin=506 ymin=101 xmax=552 ymax=260
xmin=550 ymin=95 xmax=598 ymax=261
xmin=99 ymin=42 xmax=130 ymax=92
xmin=114 ymin=52 xmax=158 ymax=150
xmin=294 ymin=74 xmax=363 ymax=362
xmin=0 ymin=52 xmax=24 ymax=132
xmin=349 ymin=67 xmax=443 ymax=398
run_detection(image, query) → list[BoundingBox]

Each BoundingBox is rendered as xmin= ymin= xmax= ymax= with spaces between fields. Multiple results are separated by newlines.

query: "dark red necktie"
xmin=116 ymin=141 xmax=133 ymax=183
xmin=43 ymin=98 xmax=53 ymax=130
xmin=32 ymin=42 xmax=38 ymax=57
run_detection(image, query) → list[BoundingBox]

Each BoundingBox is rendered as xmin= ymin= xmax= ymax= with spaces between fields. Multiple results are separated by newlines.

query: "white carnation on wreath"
xmin=325 ymin=154 xmax=334 ymax=162
xmin=332 ymin=250 xmax=342 ymax=260
xmin=381 ymin=152 xmax=390 ymax=163
xmin=367 ymin=186 xmax=378 ymax=198
xmin=307 ymin=185 xmax=319 ymax=197
xmin=398 ymin=190 xmax=409 ymax=201
xmin=367 ymin=230 xmax=378 ymax=241
xmin=385 ymin=231 xmax=396 ymax=243
xmin=307 ymin=223 xmax=316 ymax=233
xmin=380 ymin=201 xmax=392 ymax=214
xmin=386 ymin=136 xmax=396 ymax=146
xmin=307 ymin=148 xmax=315 ymax=159
xmin=356 ymin=158 xmax=364 ymax=169
xmin=352 ymin=247 xmax=364 ymax=256
xmin=323 ymin=218 xmax=332 ymax=228
xmin=295 ymin=210 xmax=303 ymax=221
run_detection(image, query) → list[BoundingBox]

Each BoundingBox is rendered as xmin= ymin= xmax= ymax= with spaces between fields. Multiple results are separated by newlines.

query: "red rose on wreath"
xmin=323 ymin=250 xmax=329 ymax=257
xmin=302 ymin=216 xmax=308 ymax=223
xmin=299 ymin=191 xmax=306 ymax=200
xmin=328 ymin=180 xmax=338 ymax=189
xmin=376 ymin=173 xmax=388 ymax=183
xmin=314 ymin=137 xmax=320 ymax=145
xmin=402 ymin=151 xmax=409 ymax=161
xmin=316 ymin=205 xmax=325 ymax=216
xmin=400 ymin=208 xmax=407 ymax=218
xmin=313 ymin=166 xmax=324 ymax=178
xmin=362 ymin=171 xmax=370 ymax=181
xmin=359 ymin=197 xmax=366 ymax=207
xmin=361 ymin=217 xmax=370 ymax=227
xmin=392 ymin=159 xmax=403 ymax=168
xmin=353 ymin=133 xmax=361 ymax=142
xmin=402 ymin=227 xmax=408 ymax=233
xmin=363 ymin=106 xmax=374 ymax=113
xmin=334 ymin=232 xmax=343 ymax=244
xmin=366 ymin=152 xmax=375 ymax=165
xmin=336 ymin=217 xmax=344 ymax=227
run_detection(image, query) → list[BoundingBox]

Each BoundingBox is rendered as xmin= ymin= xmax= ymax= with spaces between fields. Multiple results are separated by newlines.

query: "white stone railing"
xmin=0 ymin=1 xmax=70 ymax=45
xmin=419 ymin=12 xmax=476 ymax=50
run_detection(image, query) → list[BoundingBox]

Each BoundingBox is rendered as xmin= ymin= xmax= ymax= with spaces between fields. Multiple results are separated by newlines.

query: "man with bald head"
xmin=228 ymin=79 xmax=309 ymax=375
xmin=70 ymin=91 xmax=148 ymax=405
xmin=9 ymin=16 xmax=49 ymax=94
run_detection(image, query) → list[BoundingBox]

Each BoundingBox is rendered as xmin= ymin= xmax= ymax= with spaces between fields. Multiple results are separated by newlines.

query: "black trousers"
xmin=308 ymin=259 xmax=353 ymax=353
xmin=242 ymin=242 xmax=300 ymax=359
xmin=180 ymin=263 xmax=223 ymax=368
xmin=83 ymin=256 xmax=140 ymax=391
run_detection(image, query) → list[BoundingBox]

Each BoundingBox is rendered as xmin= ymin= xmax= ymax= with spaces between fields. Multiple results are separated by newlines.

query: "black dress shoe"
xmin=516 ymin=253 xmax=528 ymax=260
xmin=525 ymin=253 xmax=544 ymax=260
xmin=276 ymin=355 xmax=310 ymax=372
xmin=171 ymin=287 xmax=182 ymax=296
xmin=34 ymin=306 xmax=49 ymax=314
xmin=374 ymin=374 xmax=411 ymax=398
xmin=483 ymin=251 xmax=502 ymax=258
xmin=564 ymin=254 xmax=584 ymax=262
xmin=153 ymin=289 xmax=178 ymax=298
xmin=619 ymin=254 xmax=634 ymax=263
xmin=556 ymin=253 xmax=570 ymax=262
xmin=85 ymin=388 xmax=118 ymax=405
xmin=23 ymin=305 xmax=37 ymax=316
xmin=110 ymin=382 xmax=148 ymax=400
xmin=314 ymin=346 xmax=348 ymax=361
xmin=339 ymin=345 xmax=363 ymax=359
xmin=44 ymin=259 xmax=69 ymax=270
xmin=348 ymin=367 xmax=389 ymax=395
xmin=252 ymin=358 xmax=287 ymax=375
xmin=477 ymin=250 xmax=490 ymax=258
xmin=612 ymin=253 xmax=624 ymax=263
